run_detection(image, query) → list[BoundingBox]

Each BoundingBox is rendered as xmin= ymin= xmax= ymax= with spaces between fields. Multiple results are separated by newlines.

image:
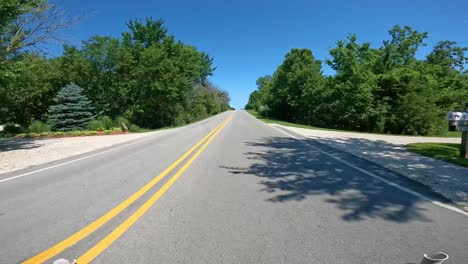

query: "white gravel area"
xmin=0 ymin=131 xmax=164 ymax=174
xmin=272 ymin=124 xmax=468 ymax=210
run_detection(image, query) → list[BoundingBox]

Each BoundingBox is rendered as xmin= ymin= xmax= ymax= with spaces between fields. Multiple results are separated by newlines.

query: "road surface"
xmin=0 ymin=110 xmax=467 ymax=264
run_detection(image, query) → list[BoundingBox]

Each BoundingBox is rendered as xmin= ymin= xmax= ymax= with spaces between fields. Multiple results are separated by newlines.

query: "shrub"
xmin=115 ymin=116 xmax=130 ymax=132
xmin=191 ymin=104 xmax=208 ymax=121
xmin=4 ymin=123 xmax=24 ymax=134
xmin=39 ymin=131 xmax=53 ymax=137
xmin=114 ymin=116 xmax=130 ymax=127
xmin=67 ymin=130 xmax=98 ymax=137
xmin=258 ymin=105 xmax=271 ymax=117
xmin=24 ymin=133 xmax=38 ymax=138
xmin=51 ymin=131 xmax=66 ymax=137
xmin=99 ymin=116 xmax=114 ymax=130
xmin=87 ymin=120 xmax=105 ymax=131
xmin=28 ymin=121 xmax=51 ymax=133
xmin=82 ymin=131 xmax=98 ymax=136
xmin=128 ymin=124 xmax=141 ymax=132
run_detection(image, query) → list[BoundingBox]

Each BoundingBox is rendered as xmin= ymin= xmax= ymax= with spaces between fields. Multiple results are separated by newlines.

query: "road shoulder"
xmin=270 ymin=123 xmax=468 ymax=211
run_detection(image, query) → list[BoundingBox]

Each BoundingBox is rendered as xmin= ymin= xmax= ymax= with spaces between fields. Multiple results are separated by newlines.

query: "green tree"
xmin=377 ymin=25 xmax=428 ymax=72
xmin=0 ymin=53 xmax=59 ymax=126
xmin=326 ymin=35 xmax=382 ymax=131
xmin=47 ymin=83 xmax=95 ymax=131
xmin=266 ymin=48 xmax=324 ymax=123
xmin=427 ymin=40 xmax=468 ymax=71
xmin=123 ymin=19 xmax=217 ymax=127
xmin=56 ymin=18 xmax=222 ymax=128
xmin=2 ymin=14 xmax=228 ymax=129
xmin=248 ymin=25 xmax=466 ymax=136
xmin=244 ymin=75 xmax=273 ymax=112
xmin=245 ymin=90 xmax=260 ymax=110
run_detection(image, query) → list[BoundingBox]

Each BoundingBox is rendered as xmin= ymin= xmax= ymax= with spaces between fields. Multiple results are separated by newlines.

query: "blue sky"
xmin=53 ymin=0 xmax=468 ymax=109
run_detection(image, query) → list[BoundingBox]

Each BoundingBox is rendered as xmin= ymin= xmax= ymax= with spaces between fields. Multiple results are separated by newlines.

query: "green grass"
xmin=246 ymin=109 xmax=462 ymax=138
xmin=407 ymin=143 xmax=468 ymax=168
xmin=444 ymin=131 xmax=463 ymax=138
xmin=246 ymin=110 xmax=339 ymax=131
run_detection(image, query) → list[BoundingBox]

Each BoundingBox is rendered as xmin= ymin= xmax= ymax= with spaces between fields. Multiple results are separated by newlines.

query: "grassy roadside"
xmin=406 ymin=143 xmax=468 ymax=168
xmin=246 ymin=110 xmax=462 ymax=138
xmin=246 ymin=110 xmax=339 ymax=131
xmin=1 ymin=128 xmax=126 ymax=139
xmin=0 ymin=112 xmax=225 ymax=139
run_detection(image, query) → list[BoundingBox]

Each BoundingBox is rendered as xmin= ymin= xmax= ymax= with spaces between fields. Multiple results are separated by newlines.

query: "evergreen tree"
xmin=47 ymin=83 xmax=95 ymax=131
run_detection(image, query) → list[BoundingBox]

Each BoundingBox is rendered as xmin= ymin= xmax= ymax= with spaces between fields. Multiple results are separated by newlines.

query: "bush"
xmin=70 ymin=131 xmax=97 ymax=137
xmin=115 ymin=116 xmax=130 ymax=132
xmin=39 ymin=131 xmax=53 ymax=137
xmin=28 ymin=121 xmax=51 ymax=133
xmin=190 ymin=104 xmax=208 ymax=121
xmin=24 ymin=133 xmax=38 ymax=138
xmin=99 ymin=116 xmax=114 ymax=130
xmin=114 ymin=116 xmax=130 ymax=127
xmin=87 ymin=120 xmax=105 ymax=131
xmin=128 ymin=124 xmax=141 ymax=132
xmin=82 ymin=131 xmax=98 ymax=136
xmin=50 ymin=131 xmax=66 ymax=137
xmin=258 ymin=105 xmax=271 ymax=117
xmin=4 ymin=123 xmax=24 ymax=134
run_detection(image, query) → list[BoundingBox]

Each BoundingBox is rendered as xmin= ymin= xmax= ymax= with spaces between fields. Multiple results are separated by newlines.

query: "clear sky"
xmin=53 ymin=0 xmax=468 ymax=109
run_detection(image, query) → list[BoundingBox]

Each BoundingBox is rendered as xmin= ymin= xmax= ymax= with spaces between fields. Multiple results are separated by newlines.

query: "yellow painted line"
xmin=77 ymin=115 xmax=233 ymax=263
xmin=22 ymin=115 xmax=232 ymax=264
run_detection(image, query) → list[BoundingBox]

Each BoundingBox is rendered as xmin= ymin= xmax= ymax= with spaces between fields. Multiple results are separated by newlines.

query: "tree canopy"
xmin=0 ymin=3 xmax=230 ymax=130
xmin=246 ymin=25 xmax=468 ymax=135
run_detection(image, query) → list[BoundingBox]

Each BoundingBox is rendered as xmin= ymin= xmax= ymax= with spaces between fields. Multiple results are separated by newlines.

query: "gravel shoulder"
xmin=0 ymin=131 xmax=165 ymax=175
xmin=271 ymin=124 xmax=468 ymax=210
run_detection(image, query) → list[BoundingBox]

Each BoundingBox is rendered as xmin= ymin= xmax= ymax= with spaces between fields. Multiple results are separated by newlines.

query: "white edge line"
xmin=0 ymin=130 xmax=173 ymax=184
xmin=265 ymin=122 xmax=468 ymax=217
xmin=0 ymin=111 xmax=231 ymax=184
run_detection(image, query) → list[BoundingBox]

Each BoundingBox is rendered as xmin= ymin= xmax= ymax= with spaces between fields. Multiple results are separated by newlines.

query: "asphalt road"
xmin=0 ymin=110 xmax=467 ymax=264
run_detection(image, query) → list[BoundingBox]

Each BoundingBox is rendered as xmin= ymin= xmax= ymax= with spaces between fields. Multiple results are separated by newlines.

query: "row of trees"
xmin=246 ymin=26 xmax=468 ymax=136
xmin=1 ymin=1 xmax=230 ymax=131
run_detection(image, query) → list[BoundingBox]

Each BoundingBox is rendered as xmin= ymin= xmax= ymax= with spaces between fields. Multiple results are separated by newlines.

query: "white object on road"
xmin=419 ymin=252 xmax=449 ymax=264
xmin=53 ymin=259 xmax=76 ymax=264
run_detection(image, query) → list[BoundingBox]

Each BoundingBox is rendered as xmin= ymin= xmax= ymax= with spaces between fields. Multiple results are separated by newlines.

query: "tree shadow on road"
xmin=310 ymin=136 xmax=468 ymax=183
xmin=221 ymin=136 xmax=433 ymax=223
xmin=0 ymin=138 xmax=41 ymax=152
xmin=305 ymin=136 xmax=468 ymax=208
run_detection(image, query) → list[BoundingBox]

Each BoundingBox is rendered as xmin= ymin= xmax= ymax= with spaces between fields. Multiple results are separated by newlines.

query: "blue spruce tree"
xmin=47 ymin=83 xmax=95 ymax=131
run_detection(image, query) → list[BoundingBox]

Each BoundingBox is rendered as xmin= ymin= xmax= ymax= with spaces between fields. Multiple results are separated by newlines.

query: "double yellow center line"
xmin=24 ymin=113 xmax=233 ymax=264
